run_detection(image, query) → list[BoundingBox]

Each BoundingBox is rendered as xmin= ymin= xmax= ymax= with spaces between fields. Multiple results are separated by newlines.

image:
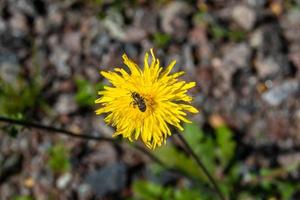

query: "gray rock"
xmin=232 ymin=5 xmax=256 ymax=30
xmin=0 ymin=52 xmax=20 ymax=83
xmin=134 ymin=9 xmax=157 ymax=34
xmin=282 ymin=9 xmax=300 ymax=42
xmin=13 ymin=0 xmax=36 ymax=16
xmin=255 ymin=54 xmax=291 ymax=78
xmin=256 ymin=24 xmax=284 ymax=56
xmin=123 ymin=26 xmax=147 ymax=43
xmin=0 ymin=153 xmax=23 ymax=183
xmin=103 ymin=12 xmax=146 ymax=43
xmin=48 ymin=6 xmax=64 ymax=28
xmin=182 ymin=44 xmax=195 ymax=76
xmin=103 ymin=11 xmax=126 ymax=41
xmin=223 ymin=43 xmax=251 ymax=68
xmin=9 ymin=13 xmax=29 ymax=36
xmin=221 ymin=43 xmax=252 ymax=82
xmin=246 ymin=0 xmax=267 ymax=7
xmin=56 ymin=173 xmax=72 ymax=189
xmin=250 ymin=28 xmax=263 ymax=48
xmin=85 ymin=162 xmax=126 ymax=198
xmin=160 ymin=1 xmax=192 ymax=40
xmin=78 ymin=183 xmax=92 ymax=198
xmin=49 ymin=47 xmax=71 ymax=77
xmin=0 ymin=17 xmax=7 ymax=33
xmin=54 ymin=94 xmax=78 ymax=115
xmin=90 ymin=33 xmax=111 ymax=57
xmin=262 ymin=80 xmax=299 ymax=106
xmin=63 ymin=31 xmax=82 ymax=53
xmin=255 ymin=56 xmax=280 ymax=78
xmin=34 ymin=17 xmax=47 ymax=35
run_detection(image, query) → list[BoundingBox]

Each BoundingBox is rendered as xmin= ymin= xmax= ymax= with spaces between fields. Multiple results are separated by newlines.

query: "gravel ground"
xmin=0 ymin=0 xmax=300 ymax=199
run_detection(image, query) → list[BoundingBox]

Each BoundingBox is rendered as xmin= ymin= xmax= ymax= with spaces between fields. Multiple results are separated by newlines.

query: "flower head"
xmin=95 ymin=49 xmax=198 ymax=149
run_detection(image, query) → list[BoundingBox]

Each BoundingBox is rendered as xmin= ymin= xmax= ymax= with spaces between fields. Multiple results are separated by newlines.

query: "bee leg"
xmin=131 ymin=101 xmax=137 ymax=109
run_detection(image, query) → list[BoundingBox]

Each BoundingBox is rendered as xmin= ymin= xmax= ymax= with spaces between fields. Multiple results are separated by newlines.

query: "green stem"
xmin=176 ymin=133 xmax=226 ymax=200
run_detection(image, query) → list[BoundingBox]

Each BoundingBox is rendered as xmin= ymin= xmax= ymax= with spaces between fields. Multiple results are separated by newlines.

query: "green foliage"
xmin=193 ymin=11 xmax=246 ymax=42
xmin=183 ymin=123 xmax=216 ymax=172
xmin=153 ymin=32 xmax=171 ymax=48
xmin=209 ymin=24 xmax=246 ymax=42
xmin=147 ymin=123 xmax=237 ymax=199
xmin=13 ymin=196 xmax=34 ymax=200
xmin=0 ymin=46 xmax=43 ymax=119
xmin=47 ymin=142 xmax=71 ymax=174
xmin=215 ymin=125 xmax=236 ymax=167
xmin=0 ymin=77 xmax=42 ymax=117
xmin=132 ymin=180 xmax=202 ymax=200
xmin=75 ymin=78 xmax=104 ymax=107
xmin=154 ymin=145 xmax=204 ymax=180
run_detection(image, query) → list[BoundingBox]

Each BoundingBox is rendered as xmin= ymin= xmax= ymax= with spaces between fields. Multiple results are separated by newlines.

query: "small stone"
xmin=255 ymin=56 xmax=280 ymax=78
xmin=160 ymin=1 xmax=192 ymax=40
xmin=223 ymin=43 xmax=251 ymax=68
xmin=48 ymin=7 xmax=63 ymax=28
xmin=34 ymin=17 xmax=46 ymax=35
xmin=0 ymin=53 xmax=20 ymax=84
xmin=14 ymin=0 xmax=36 ymax=16
xmin=182 ymin=45 xmax=195 ymax=75
xmin=78 ymin=183 xmax=92 ymax=198
xmin=250 ymin=28 xmax=263 ymax=48
xmin=232 ymin=5 xmax=256 ymax=30
xmin=262 ymin=80 xmax=299 ymax=106
xmin=49 ymin=47 xmax=71 ymax=77
xmin=90 ymin=32 xmax=111 ymax=57
xmin=54 ymin=94 xmax=78 ymax=115
xmin=63 ymin=31 xmax=82 ymax=52
xmin=0 ymin=17 xmax=7 ymax=33
xmin=124 ymin=27 xmax=147 ymax=43
xmin=282 ymin=9 xmax=300 ymax=42
xmin=56 ymin=173 xmax=72 ymax=189
xmin=278 ymin=153 xmax=300 ymax=168
xmin=246 ymin=0 xmax=267 ymax=7
xmin=270 ymin=1 xmax=283 ymax=16
xmin=0 ymin=153 xmax=23 ymax=183
xmin=255 ymin=54 xmax=291 ymax=78
xmin=220 ymin=43 xmax=251 ymax=82
xmin=103 ymin=11 xmax=126 ymax=41
xmin=9 ymin=13 xmax=29 ymax=36
xmin=134 ymin=9 xmax=157 ymax=34
xmin=296 ymin=109 xmax=300 ymax=120
xmin=24 ymin=177 xmax=35 ymax=188
xmin=85 ymin=162 xmax=127 ymax=198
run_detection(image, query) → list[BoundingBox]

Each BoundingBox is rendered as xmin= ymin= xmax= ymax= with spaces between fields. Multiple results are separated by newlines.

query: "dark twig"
xmin=0 ymin=116 xmax=115 ymax=142
xmin=0 ymin=116 xmax=166 ymax=167
xmin=176 ymin=133 xmax=226 ymax=200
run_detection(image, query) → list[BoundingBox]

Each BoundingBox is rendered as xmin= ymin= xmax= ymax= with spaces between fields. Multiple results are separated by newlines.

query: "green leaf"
xmin=132 ymin=180 xmax=204 ymax=200
xmin=215 ymin=125 xmax=236 ymax=168
xmin=227 ymin=30 xmax=246 ymax=42
xmin=277 ymin=182 xmax=299 ymax=200
xmin=13 ymin=196 xmax=34 ymax=200
xmin=183 ymin=123 xmax=216 ymax=174
xmin=154 ymin=145 xmax=204 ymax=180
xmin=210 ymin=24 xmax=228 ymax=40
xmin=133 ymin=180 xmax=163 ymax=200
xmin=48 ymin=142 xmax=70 ymax=174
xmin=174 ymin=188 xmax=202 ymax=200
xmin=75 ymin=78 xmax=104 ymax=107
xmin=153 ymin=32 xmax=171 ymax=47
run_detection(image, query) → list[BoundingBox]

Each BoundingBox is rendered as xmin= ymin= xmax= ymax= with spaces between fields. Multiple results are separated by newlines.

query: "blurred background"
xmin=0 ymin=0 xmax=300 ymax=199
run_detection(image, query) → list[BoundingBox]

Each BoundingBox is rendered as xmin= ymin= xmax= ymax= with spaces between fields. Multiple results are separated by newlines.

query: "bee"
xmin=131 ymin=92 xmax=146 ymax=112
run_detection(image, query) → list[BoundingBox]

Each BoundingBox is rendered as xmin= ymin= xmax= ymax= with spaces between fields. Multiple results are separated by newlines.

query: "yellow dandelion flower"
xmin=95 ymin=49 xmax=198 ymax=149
